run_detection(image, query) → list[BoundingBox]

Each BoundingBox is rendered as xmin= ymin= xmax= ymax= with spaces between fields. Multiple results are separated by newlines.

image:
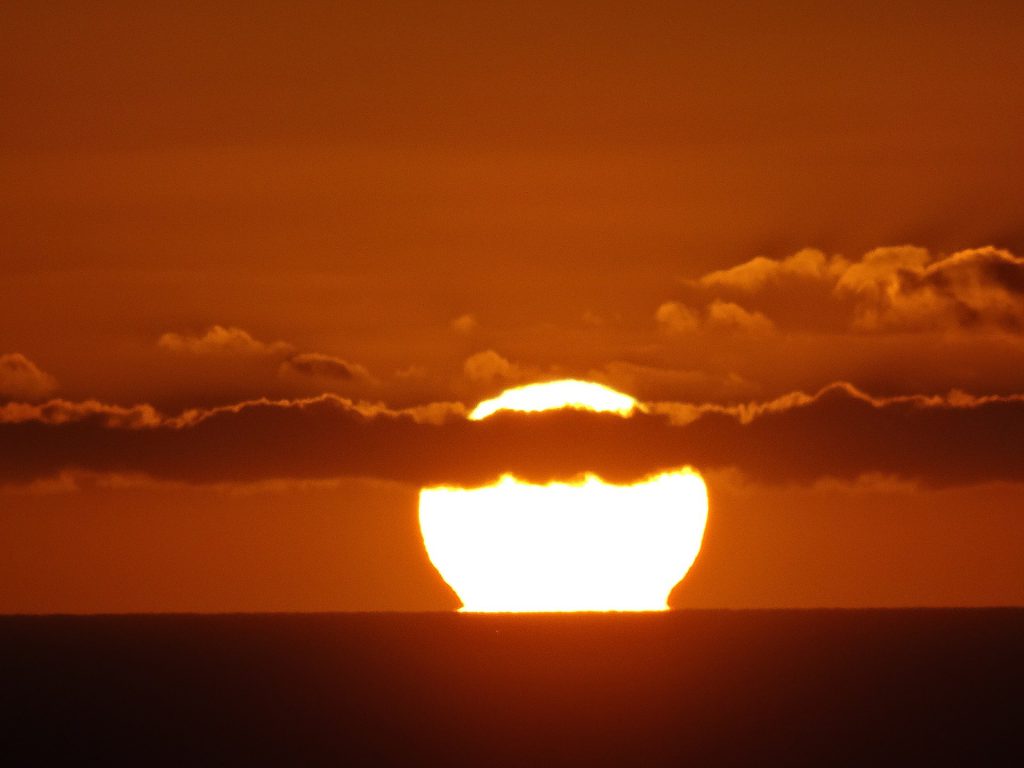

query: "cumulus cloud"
xmin=278 ymin=353 xmax=370 ymax=382
xmin=0 ymin=353 xmax=58 ymax=401
xmin=698 ymin=248 xmax=847 ymax=291
xmin=706 ymin=300 xmax=775 ymax=334
xmin=2 ymin=384 xmax=1022 ymax=490
xmin=655 ymin=300 xmax=773 ymax=335
xmin=836 ymin=246 xmax=1024 ymax=332
xmin=833 ymin=246 xmax=931 ymax=295
xmin=394 ymin=365 xmax=428 ymax=380
xmin=683 ymin=245 xmax=1024 ymax=334
xmin=463 ymin=350 xmax=521 ymax=383
xmin=655 ymin=302 xmax=700 ymax=334
xmin=157 ymin=325 xmax=292 ymax=355
xmin=450 ymin=314 xmax=478 ymax=334
xmin=157 ymin=326 xmax=375 ymax=394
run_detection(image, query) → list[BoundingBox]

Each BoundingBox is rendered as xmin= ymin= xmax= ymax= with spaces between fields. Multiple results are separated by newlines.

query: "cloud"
xmin=837 ymin=246 xmax=1024 ymax=332
xmin=706 ymin=300 xmax=775 ymax=334
xmin=278 ymin=353 xmax=369 ymax=382
xmin=0 ymin=399 xmax=162 ymax=428
xmin=393 ymin=365 xmax=430 ymax=385
xmin=698 ymin=248 xmax=846 ymax=291
xmin=3 ymin=469 xmax=360 ymax=497
xmin=655 ymin=300 xmax=773 ymax=335
xmin=2 ymin=384 xmax=1022 ymax=491
xmin=450 ymin=314 xmax=478 ymax=334
xmin=833 ymin=246 xmax=931 ymax=296
xmin=0 ymin=394 xmax=461 ymax=430
xmin=646 ymin=387 xmax=820 ymax=426
xmin=651 ymin=381 xmax=1024 ymax=426
xmin=157 ymin=325 xmax=292 ymax=355
xmin=162 ymin=394 xmax=466 ymax=429
xmin=655 ymin=302 xmax=699 ymax=334
xmin=0 ymin=353 xmax=58 ymax=401
xmin=683 ymin=245 xmax=1024 ymax=334
xmin=463 ymin=350 xmax=521 ymax=383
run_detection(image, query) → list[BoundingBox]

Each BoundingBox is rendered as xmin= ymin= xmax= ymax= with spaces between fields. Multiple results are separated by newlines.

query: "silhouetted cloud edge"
xmin=1 ymin=383 xmax=1021 ymax=490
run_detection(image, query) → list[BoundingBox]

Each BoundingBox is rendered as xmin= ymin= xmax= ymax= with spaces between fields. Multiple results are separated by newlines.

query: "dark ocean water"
xmin=3 ymin=609 xmax=1022 ymax=766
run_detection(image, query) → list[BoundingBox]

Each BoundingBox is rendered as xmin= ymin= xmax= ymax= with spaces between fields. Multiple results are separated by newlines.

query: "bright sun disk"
xmin=419 ymin=379 xmax=708 ymax=612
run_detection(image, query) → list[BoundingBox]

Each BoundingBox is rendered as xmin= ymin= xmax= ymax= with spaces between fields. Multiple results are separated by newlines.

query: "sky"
xmin=2 ymin=0 xmax=1022 ymax=612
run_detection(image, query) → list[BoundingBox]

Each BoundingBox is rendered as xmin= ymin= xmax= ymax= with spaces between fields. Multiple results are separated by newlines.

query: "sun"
xmin=468 ymin=379 xmax=641 ymax=420
xmin=419 ymin=379 xmax=708 ymax=612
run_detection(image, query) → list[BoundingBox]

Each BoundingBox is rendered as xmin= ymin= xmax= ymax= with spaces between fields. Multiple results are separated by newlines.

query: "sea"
xmin=3 ymin=609 xmax=1022 ymax=765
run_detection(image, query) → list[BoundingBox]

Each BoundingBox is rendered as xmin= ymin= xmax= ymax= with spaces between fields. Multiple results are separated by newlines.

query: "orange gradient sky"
xmin=1 ymin=1 xmax=1023 ymax=612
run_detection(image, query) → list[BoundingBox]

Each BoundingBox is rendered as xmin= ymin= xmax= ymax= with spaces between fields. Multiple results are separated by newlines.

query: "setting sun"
xmin=420 ymin=380 xmax=708 ymax=612
xmin=468 ymin=379 xmax=641 ymax=420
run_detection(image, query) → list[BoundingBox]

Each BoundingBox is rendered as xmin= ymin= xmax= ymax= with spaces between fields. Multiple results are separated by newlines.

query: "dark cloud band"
xmin=2 ymin=384 xmax=1022 ymax=489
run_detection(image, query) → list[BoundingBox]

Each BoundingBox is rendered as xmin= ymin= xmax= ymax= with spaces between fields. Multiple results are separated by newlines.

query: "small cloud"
xmin=698 ymin=248 xmax=844 ymax=291
xmin=395 ymin=364 xmax=428 ymax=380
xmin=463 ymin=350 xmax=521 ymax=383
xmin=157 ymin=325 xmax=292 ymax=356
xmin=1 ymin=399 xmax=162 ymax=428
xmin=278 ymin=353 xmax=369 ymax=382
xmin=450 ymin=314 xmax=478 ymax=334
xmin=0 ymin=353 xmax=58 ymax=401
xmin=581 ymin=310 xmax=605 ymax=327
xmin=706 ymin=300 xmax=775 ymax=334
xmin=655 ymin=300 xmax=774 ymax=335
xmin=655 ymin=301 xmax=700 ymax=334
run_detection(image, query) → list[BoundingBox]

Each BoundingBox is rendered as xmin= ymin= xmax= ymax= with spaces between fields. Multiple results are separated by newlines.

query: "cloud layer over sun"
xmin=2 ymin=381 xmax=1021 ymax=491
xmin=5 ymin=247 xmax=1024 ymax=496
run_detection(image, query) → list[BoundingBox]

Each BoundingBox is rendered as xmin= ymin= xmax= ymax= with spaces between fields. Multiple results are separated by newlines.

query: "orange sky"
xmin=2 ymin=1 xmax=1022 ymax=611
